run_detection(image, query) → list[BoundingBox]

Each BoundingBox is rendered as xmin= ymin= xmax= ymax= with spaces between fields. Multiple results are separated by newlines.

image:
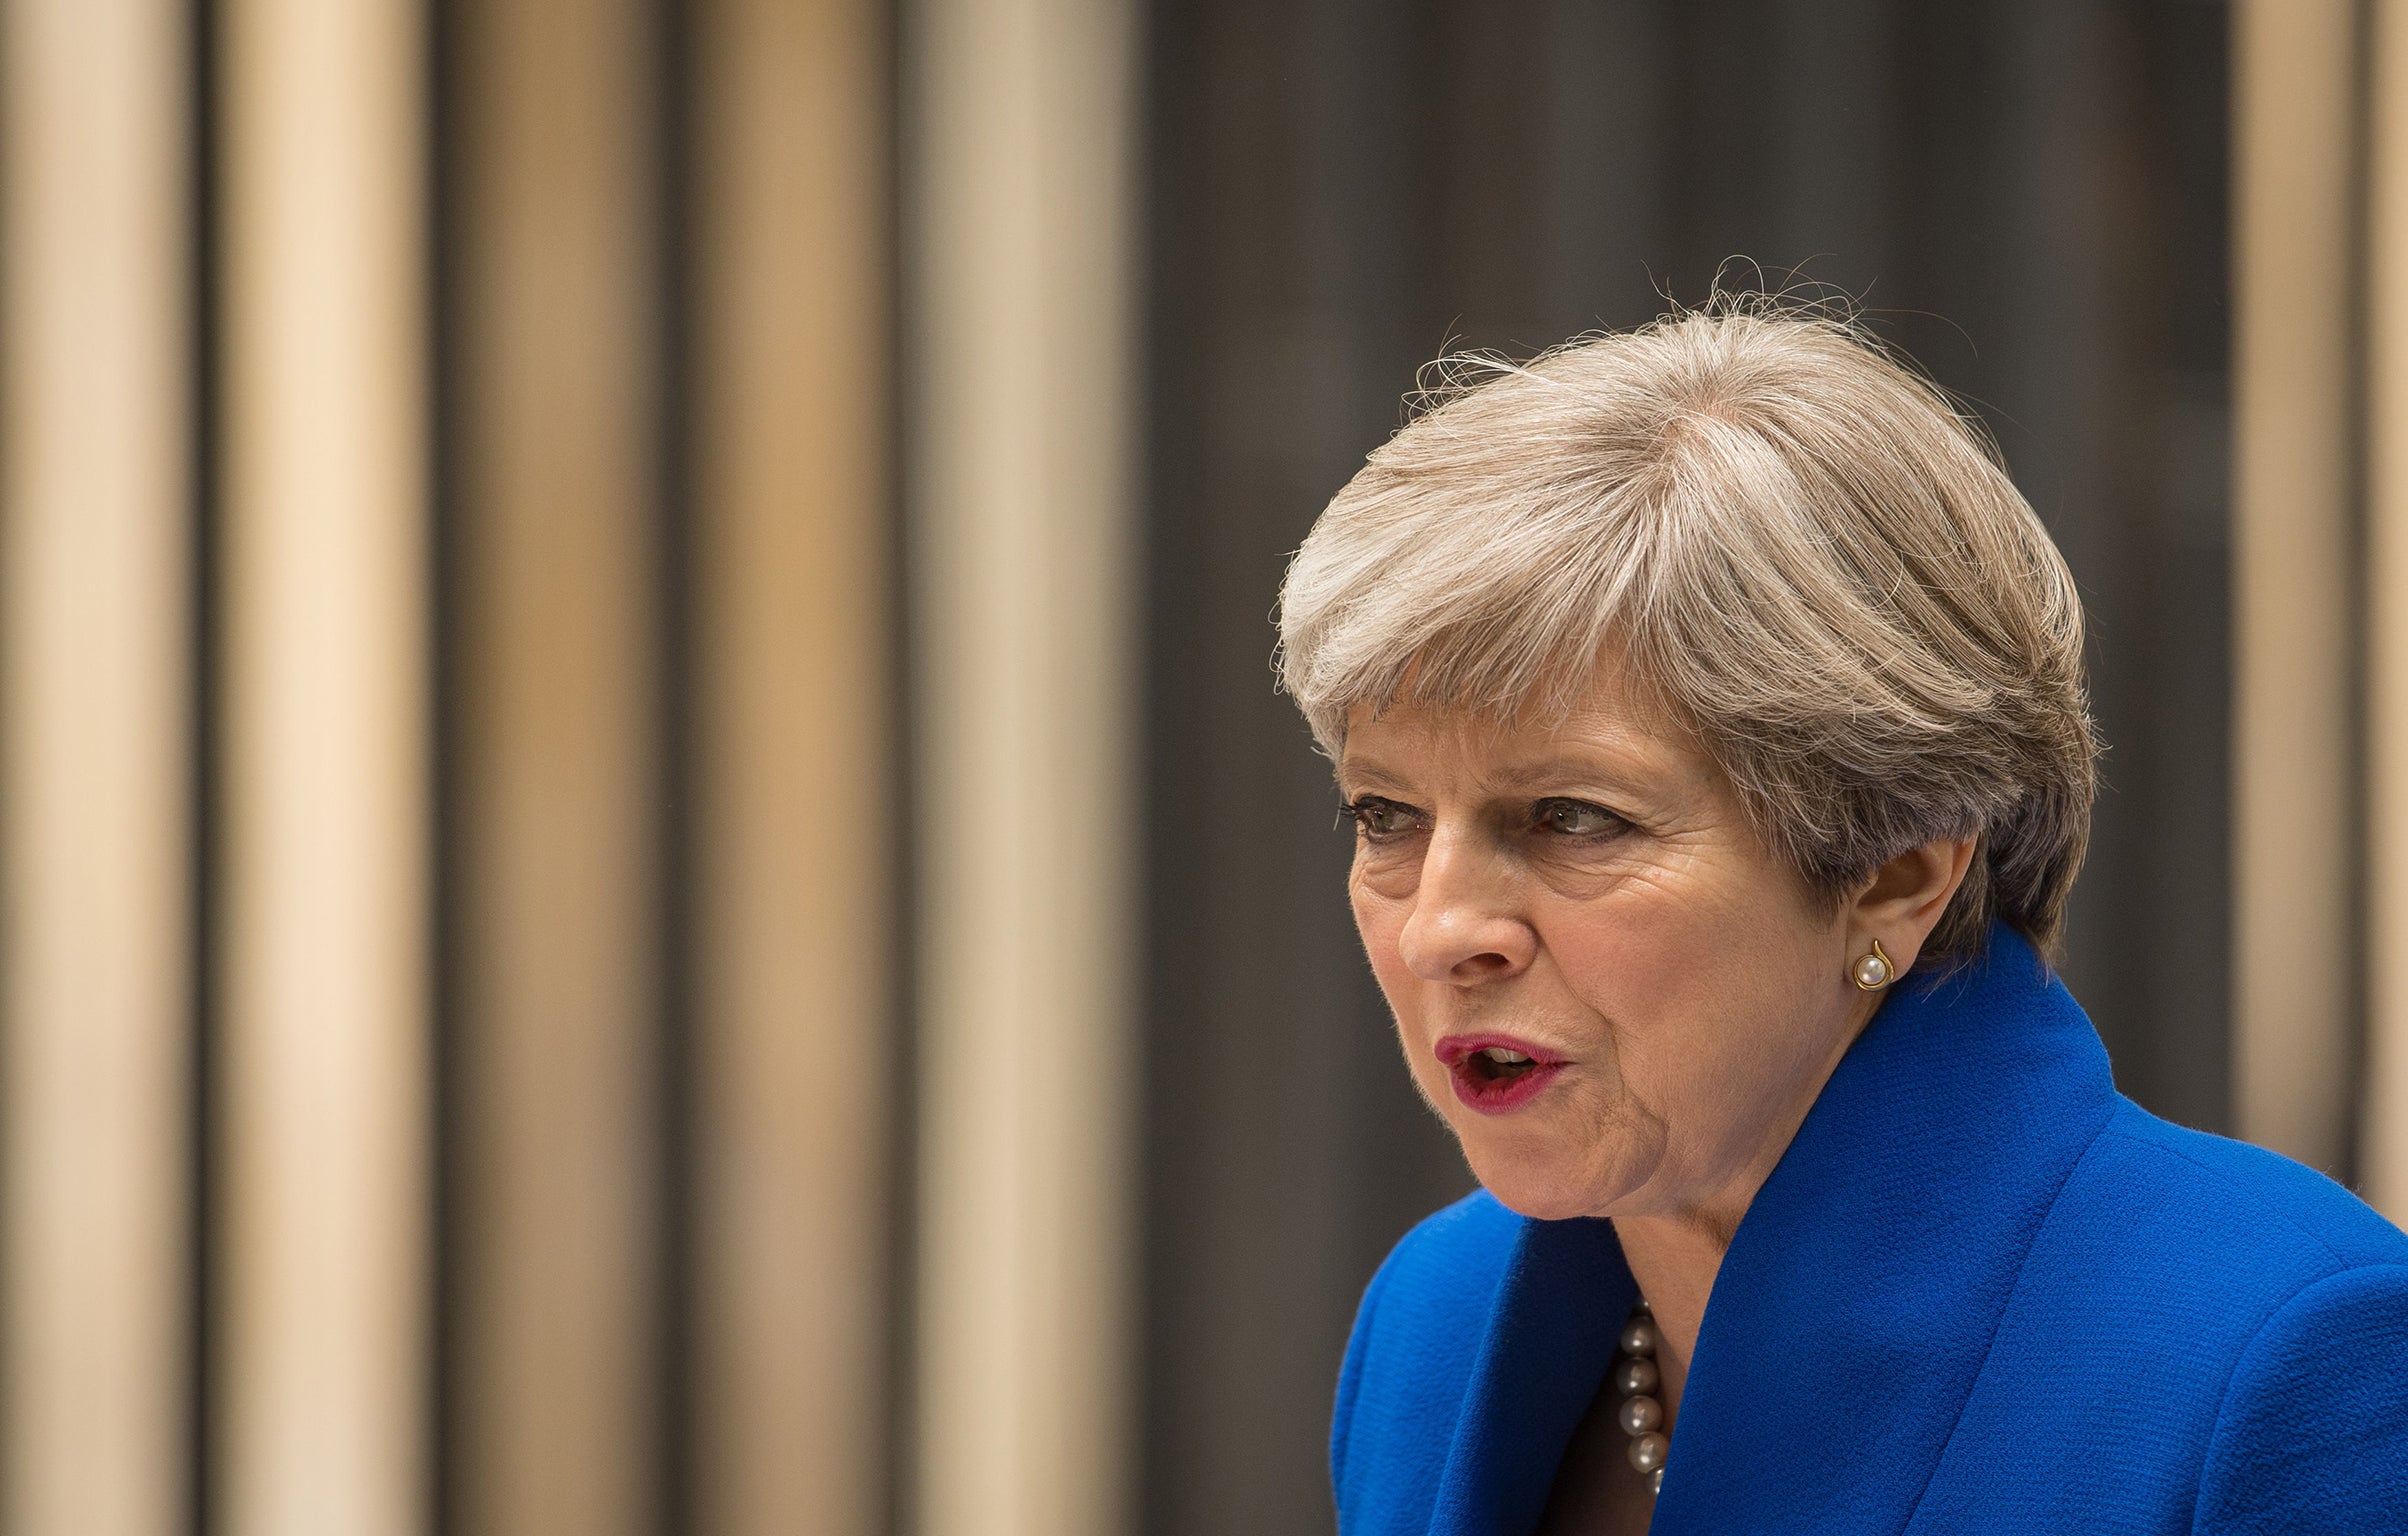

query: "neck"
xmin=1609 ymin=1097 xmax=1817 ymax=1411
xmin=1607 ymin=1210 xmax=1732 ymax=1415
xmin=1613 ymin=983 xmax=1886 ymax=1410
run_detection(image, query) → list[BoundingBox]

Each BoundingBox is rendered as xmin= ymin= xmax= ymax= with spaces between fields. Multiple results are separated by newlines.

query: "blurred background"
xmin=3 ymin=1 xmax=2403 ymax=1534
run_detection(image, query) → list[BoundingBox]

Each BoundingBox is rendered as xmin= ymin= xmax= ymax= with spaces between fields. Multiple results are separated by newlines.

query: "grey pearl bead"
xmin=1618 ymin=1317 xmax=1659 ymax=1358
xmin=1649 ymin=1469 xmax=1664 ymax=1496
xmin=1632 ymin=1296 xmax=1651 ymax=1315
xmin=1627 ymin=1432 xmax=1669 ymax=1474
xmin=1618 ymin=1394 xmax=1663 ymax=1436
xmin=1612 ymin=1357 xmax=1659 ymax=1396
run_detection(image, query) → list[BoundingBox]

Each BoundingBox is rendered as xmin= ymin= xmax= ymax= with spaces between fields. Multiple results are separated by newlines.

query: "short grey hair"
xmin=1275 ymin=301 xmax=2098 ymax=963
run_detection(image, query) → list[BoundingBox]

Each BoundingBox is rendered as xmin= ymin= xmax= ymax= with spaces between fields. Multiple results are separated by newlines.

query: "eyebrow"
xmin=1481 ymin=751 xmax=1662 ymax=795
xmin=1333 ymin=756 xmax=1414 ymax=795
xmin=1338 ymin=748 xmax=1667 ymax=801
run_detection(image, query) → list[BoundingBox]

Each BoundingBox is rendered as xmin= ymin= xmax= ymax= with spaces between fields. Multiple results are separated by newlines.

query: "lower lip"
xmin=1448 ymin=1059 xmax=1566 ymax=1115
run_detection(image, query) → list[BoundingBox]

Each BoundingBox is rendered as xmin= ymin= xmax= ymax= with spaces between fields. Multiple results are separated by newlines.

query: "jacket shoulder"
xmin=2093 ymin=1102 xmax=2408 ymax=1272
xmin=2193 ymin=1263 xmax=2408 ymax=1531
xmin=1331 ymin=1191 xmax=1522 ymax=1530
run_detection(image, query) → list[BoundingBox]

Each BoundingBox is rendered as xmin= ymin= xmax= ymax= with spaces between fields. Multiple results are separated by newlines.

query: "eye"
xmin=1532 ymin=797 xmax=1626 ymax=839
xmin=1341 ymin=795 xmax=1427 ymax=842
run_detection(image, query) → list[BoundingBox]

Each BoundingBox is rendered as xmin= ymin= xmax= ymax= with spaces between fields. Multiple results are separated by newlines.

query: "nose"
xmin=1395 ymin=826 xmax=1537 ymax=985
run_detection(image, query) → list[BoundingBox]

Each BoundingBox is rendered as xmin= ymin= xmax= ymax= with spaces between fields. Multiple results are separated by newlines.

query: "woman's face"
xmin=1337 ymin=664 xmax=1882 ymax=1225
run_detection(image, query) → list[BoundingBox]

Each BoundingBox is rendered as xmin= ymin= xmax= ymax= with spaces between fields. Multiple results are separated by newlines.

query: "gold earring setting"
xmin=1852 ymin=939 xmax=1894 ymax=992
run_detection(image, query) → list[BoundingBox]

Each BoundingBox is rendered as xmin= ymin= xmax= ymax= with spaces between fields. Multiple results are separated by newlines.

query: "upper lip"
xmin=1434 ymin=1032 xmax=1568 ymax=1069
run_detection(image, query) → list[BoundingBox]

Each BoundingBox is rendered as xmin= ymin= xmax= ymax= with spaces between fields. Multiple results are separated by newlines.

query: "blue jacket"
xmin=1332 ymin=927 xmax=2408 ymax=1533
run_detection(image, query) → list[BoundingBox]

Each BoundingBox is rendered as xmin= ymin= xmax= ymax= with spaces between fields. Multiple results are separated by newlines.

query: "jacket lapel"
xmin=1417 ymin=927 xmax=2121 ymax=1536
xmin=1426 ymin=1214 xmax=1635 ymax=1536
xmin=1650 ymin=928 xmax=2120 ymax=1532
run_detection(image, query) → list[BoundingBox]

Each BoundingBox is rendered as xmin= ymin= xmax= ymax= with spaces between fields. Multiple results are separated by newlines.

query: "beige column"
xmin=451 ymin=2 xmax=658 ymax=1532
xmin=693 ymin=0 xmax=891 ymax=1533
xmin=910 ymin=1 xmax=1142 ymax=1534
xmin=218 ymin=0 xmax=429 ymax=1532
xmin=2233 ymin=0 xmax=2361 ymax=1176
xmin=0 ymin=2 xmax=191 ymax=1534
xmin=2364 ymin=0 xmax=2408 ymax=1214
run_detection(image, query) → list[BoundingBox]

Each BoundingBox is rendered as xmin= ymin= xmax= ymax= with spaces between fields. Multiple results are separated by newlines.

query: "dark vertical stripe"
xmin=883 ymin=0 xmax=919 ymax=1525
xmin=425 ymin=0 xmax=461 ymax=1529
xmin=652 ymin=1 xmax=699 ymax=1532
xmin=188 ymin=1 xmax=221 ymax=1531
xmin=882 ymin=0 xmax=920 ymax=1527
xmin=2344 ymin=0 xmax=2379 ymax=1192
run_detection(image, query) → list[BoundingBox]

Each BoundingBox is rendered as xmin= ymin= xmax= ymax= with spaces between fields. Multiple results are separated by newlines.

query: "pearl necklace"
xmin=1610 ymin=1298 xmax=1669 ymax=1495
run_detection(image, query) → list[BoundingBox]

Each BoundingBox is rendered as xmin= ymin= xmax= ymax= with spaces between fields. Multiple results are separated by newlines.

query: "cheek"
xmin=1349 ymin=875 xmax=1412 ymax=1006
xmin=1349 ymin=877 xmax=1449 ymax=1082
xmin=1546 ymin=870 xmax=1838 ymax=1090
xmin=1547 ymin=884 xmax=1730 ymax=1008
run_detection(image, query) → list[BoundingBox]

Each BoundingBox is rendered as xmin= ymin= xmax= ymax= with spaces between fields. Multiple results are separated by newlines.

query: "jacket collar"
xmin=1426 ymin=926 xmax=2121 ymax=1535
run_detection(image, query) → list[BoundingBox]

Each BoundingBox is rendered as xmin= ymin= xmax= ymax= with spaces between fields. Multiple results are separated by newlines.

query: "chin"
xmin=1458 ymin=1135 xmax=1612 ymax=1222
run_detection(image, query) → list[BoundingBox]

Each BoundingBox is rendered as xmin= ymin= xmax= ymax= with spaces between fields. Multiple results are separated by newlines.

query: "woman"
xmin=1277 ymin=304 xmax=2408 ymax=1534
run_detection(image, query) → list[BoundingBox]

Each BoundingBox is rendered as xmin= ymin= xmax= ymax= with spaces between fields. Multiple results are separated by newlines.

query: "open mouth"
xmin=1434 ymin=1034 xmax=1566 ymax=1115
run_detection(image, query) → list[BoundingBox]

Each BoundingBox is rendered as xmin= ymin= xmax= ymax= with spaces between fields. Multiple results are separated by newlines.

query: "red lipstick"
xmin=1434 ymin=1032 xmax=1567 ymax=1115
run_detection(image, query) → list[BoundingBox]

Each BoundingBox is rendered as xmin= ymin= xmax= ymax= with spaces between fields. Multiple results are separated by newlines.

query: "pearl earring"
xmin=1852 ymin=938 xmax=1895 ymax=991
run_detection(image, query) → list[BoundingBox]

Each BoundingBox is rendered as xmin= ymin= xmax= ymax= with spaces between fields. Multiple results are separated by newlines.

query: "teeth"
xmin=1481 ymin=1047 xmax=1532 ymax=1065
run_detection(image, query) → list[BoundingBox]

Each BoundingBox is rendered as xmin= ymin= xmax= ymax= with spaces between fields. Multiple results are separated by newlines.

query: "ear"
xmin=1848 ymin=835 xmax=1978 ymax=976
